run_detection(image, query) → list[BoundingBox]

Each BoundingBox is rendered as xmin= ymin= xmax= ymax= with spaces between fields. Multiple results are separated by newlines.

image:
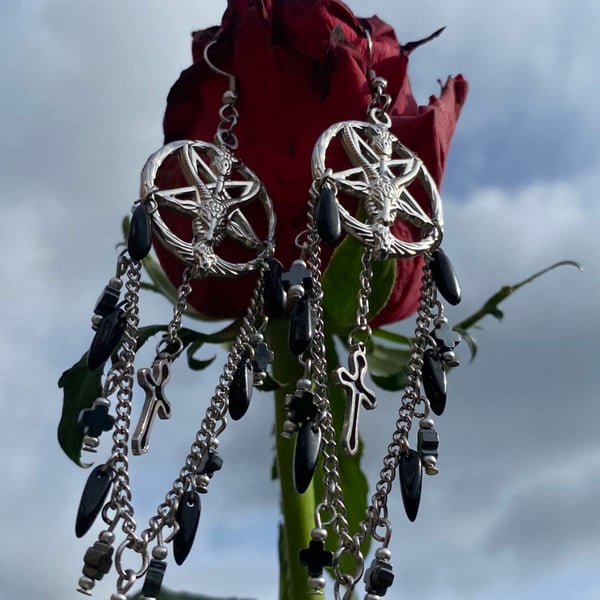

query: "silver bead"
xmin=196 ymin=473 xmax=210 ymax=492
xmin=94 ymin=396 xmax=110 ymax=408
xmin=296 ymin=378 xmax=312 ymax=391
xmin=108 ymin=277 xmax=123 ymax=289
xmin=287 ymin=284 xmax=305 ymax=302
xmin=366 ymin=594 xmax=382 ymax=600
xmin=78 ymin=576 xmax=94 ymax=592
xmin=442 ymin=350 xmax=459 ymax=367
xmin=82 ymin=435 xmax=99 ymax=451
xmin=222 ymin=90 xmax=237 ymax=105
xmin=91 ymin=314 xmax=102 ymax=330
xmin=423 ymin=455 xmax=439 ymax=476
xmin=309 ymin=576 xmax=326 ymax=591
xmin=110 ymin=594 xmax=127 ymax=600
xmin=152 ymin=545 xmax=168 ymax=560
xmin=281 ymin=420 xmax=298 ymax=436
xmin=375 ymin=547 xmax=392 ymax=561
xmin=311 ymin=527 xmax=328 ymax=541
xmin=419 ymin=417 xmax=435 ymax=429
xmin=99 ymin=530 xmax=115 ymax=544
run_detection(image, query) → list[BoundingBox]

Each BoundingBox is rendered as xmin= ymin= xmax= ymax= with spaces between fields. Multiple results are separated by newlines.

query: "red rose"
xmin=154 ymin=0 xmax=467 ymax=324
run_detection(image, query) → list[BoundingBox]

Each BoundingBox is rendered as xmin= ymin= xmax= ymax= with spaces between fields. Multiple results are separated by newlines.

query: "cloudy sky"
xmin=1 ymin=1 xmax=599 ymax=599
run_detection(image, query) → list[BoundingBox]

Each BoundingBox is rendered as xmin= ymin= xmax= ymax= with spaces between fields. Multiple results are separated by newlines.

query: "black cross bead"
xmin=82 ymin=540 xmax=113 ymax=581
xmin=285 ymin=390 xmax=318 ymax=425
xmin=365 ymin=558 xmax=395 ymax=596
xmin=198 ymin=451 xmax=223 ymax=477
xmin=432 ymin=320 xmax=461 ymax=353
xmin=282 ymin=260 xmax=313 ymax=292
xmin=78 ymin=403 xmax=114 ymax=438
xmin=252 ymin=341 xmax=274 ymax=372
xmin=299 ymin=539 xmax=333 ymax=578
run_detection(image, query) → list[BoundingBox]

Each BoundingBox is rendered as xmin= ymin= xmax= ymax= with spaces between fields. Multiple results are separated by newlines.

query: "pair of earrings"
xmin=74 ymin=28 xmax=461 ymax=600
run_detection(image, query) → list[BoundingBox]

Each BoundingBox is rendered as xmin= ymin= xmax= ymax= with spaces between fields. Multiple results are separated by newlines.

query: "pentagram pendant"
xmin=139 ymin=140 xmax=276 ymax=278
xmin=311 ymin=120 xmax=442 ymax=260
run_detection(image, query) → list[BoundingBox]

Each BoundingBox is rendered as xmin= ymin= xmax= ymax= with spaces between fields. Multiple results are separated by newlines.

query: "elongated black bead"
xmin=316 ymin=187 xmax=341 ymax=244
xmin=431 ymin=249 xmax=461 ymax=305
xmin=228 ymin=355 xmax=254 ymax=421
xmin=422 ymin=349 xmax=447 ymax=416
xmin=263 ymin=258 xmax=287 ymax=317
xmin=173 ymin=491 xmax=201 ymax=565
xmin=75 ymin=465 xmax=114 ymax=538
xmin=288 ymin=296 xmax=313 ymax=356
xmin=293 ymin=421 xmax=321 ymax=494
xmin=141 ymin=558 xmax=167 ymax=598
xmin=93 ymin=284 xmax=120 ymax=318
xmin=399 ymin=449 xmax=423 ymax=522
xmin=127 ymin=203 xmax=152 ymax=260
xmin=87 ymin=309 xmax=125 ymax=370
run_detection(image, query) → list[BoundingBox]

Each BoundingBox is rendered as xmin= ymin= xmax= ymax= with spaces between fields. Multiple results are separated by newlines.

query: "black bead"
xmin=228 ymin=355 xmax=254 ymax=421
xmin=263 ymin=258 xmax=287 ymax=318
xmin=252 ymin=341 xmax=274 ymax=372
xmin=399 ymin=449 xmax=423 ymax=522
xmin=431 ymin=248 xmax=461 ymax=305
xmin=87 ymin=309 xmax=125 ymax=370
xmin=299 ymin=539 xmax=333 ymax=577
xmin=365 ymin=558 xmax=395 ymax=596
xmin=316 ymin=186 xmax=341 ymax=244
xmin=93 ymin=285 xmax=121 ymax=318
xmin=422 ymin=349 xmax=447 ymax=416
xmin=127 ymin=203 xmax=152 ymax=261
xmin=173 ymin=491 xmax=201 ymax=566
xmin=82 ymin=540 xmax=113 ymax=580
xmin=286 ymin=390 xmax=318 ymax=425
xmin=141 ymin=558 xmax=167 ymax=598
xmin=417 ymin=427 xmax=439 ymax=461
xmin=198 ymin=451 xmax=224 ymax=477
xmin=288 ymin=296 xmax=313 ymax=356
xmin=78 ymin=403 xmax=114 ymax=438
xmin=75 ymin=464 xmax=114 ymax=538
xmin=432 ymin=320 xmax=461 ymax=353
xmin=293 ymin=421 xmax=321 ymax=494
xmin=282 ymin=261 xmax=313 ymax=292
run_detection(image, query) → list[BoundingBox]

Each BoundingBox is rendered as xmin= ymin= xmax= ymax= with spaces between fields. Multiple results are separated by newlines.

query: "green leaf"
xmin=57 ymin=353 xmax=102 ymax=466
xmin=128 ymin=589 xmax=253 ymax=600
xmin=186 ymin=341 xmax=216 ymax=371
xmin=322 ymin=235 xmax=396 ymax=331
xmin=454 ymin=260 xmax=583 ymax=360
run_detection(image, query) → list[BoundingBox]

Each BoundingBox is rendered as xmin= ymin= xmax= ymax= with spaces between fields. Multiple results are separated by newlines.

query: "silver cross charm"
xmin=132 ymin=356 xmax=173 ymax=455
xmin=332 ymin=342 xmax=377 ymax=455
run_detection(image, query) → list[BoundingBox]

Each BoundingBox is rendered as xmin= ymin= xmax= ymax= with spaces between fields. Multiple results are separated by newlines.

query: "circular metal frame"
xmin=140 ymin=140 xmax=276 ymax=278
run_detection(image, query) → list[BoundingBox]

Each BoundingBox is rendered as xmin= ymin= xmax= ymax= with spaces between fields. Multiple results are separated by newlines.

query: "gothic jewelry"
xmin=294 ymin=27 xmax=463 ymax=599
xmin=74 ymin=39 xmax=276 ymax=599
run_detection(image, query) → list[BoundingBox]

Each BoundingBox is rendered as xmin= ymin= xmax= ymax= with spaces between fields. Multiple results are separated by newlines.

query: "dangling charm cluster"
xmin=73 ymin=41 xmax=277 ymax=599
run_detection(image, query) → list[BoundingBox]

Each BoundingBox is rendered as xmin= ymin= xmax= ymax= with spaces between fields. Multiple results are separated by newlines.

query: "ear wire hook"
xmin=203 ymin=39 xmax=237 ymax=95
xmin=363 ymin=26 xmax=376 ymax=83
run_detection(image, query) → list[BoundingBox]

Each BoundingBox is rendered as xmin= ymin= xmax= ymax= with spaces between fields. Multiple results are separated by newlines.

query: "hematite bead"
xmin=228 ymin=355 xmax=254 ymax=420
xmin=399 ymin=449 xmax=423 ymax=522
xmin=263 ymin=258 xmax=287 ymax=317
xmin=141 ymin=558 xmax=167 ymax=598
xmin=422 ymin=349 xmax=447 ymax=416
xmin=127 ymin=203 xmax=152 ymax=260
xmin=82 ymin=540 xmax=113 ymax=581
xmin=418 ymin=427 xmax=439 ymax=462
xmin=93 ymin=285 xmax=121 ymax=318
xmin=75 ymin=464 xmax=114 ymax=538
xmin=87 ymin=309 xmax=125 ymax=370
xmin=288 ymin=296 xmax=313 ymax=356
xmin=316 ymin=186 xmax=341 ymax=244
xmin=364 ymin=558 xmax=395 ymax=596
xmin=173 ymin=491 xmax=201 ymax=565
xmin=299 ymin=539 xmax=333 ymax=578
xmin=293 ymin=421 xmax=321 ymax=494
xmin=431 ymin=248 xmax=461 ymax=305
xmin=78 ymin=403 xmax=114 ymax=439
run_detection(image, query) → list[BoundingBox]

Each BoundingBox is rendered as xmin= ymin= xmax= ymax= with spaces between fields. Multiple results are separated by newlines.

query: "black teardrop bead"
xmin=173 ymin=491 xmax=201 ymax=565
xmin=228 ymin=355 xmax=254 ymax=421
xmin=293 ymin=421 xmax=321 ymax=494
xmin=93 ymin=285 xmax=121 ymax=318
xmin=87 ymin=309 xmax=125 ymax=370
xmin=422 ymin=349 xmax=447 ymax=416
xmin=75 ymin=464 xmax=114 ymax=538
xmin=431 ymin=249 xmax=461 ymax=305
xmin=288 ymin=297 xmax=313 ymax=356
xmin=316 ymin=187 xmax=341 ymax=244
xmin=127 ymin=203 xmax=152 ymax=261
xmin=399 ymin=449 xmax=423 ymax=522
xmin=263 ymin=258 xmax=287 ymax=318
